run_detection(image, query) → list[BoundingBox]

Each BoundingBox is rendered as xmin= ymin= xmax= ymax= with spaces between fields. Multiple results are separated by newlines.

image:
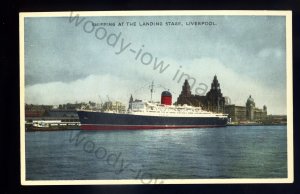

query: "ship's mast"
xmin=150 ymin=81 xmax=154 ymax=102
xmin=98 ymin=95 xmax=103 ymax=110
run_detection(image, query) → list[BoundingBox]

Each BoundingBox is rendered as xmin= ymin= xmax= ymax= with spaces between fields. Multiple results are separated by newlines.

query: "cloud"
xmin=258 ymin=48 xmax=283 ymax=58
xmin=172 ymin=57 xmax=286 ymax=114
xmin=25 ymin=56 xmax=286 ymax=114
xmin=24 ymin=16 xmax=287 ymax=114
xmin=26 ymin=74 xmax=134 ymax=105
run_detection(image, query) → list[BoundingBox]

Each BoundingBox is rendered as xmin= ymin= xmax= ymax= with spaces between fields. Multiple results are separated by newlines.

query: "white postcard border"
xmin=20 ymin=10 xmax=293 ymax=185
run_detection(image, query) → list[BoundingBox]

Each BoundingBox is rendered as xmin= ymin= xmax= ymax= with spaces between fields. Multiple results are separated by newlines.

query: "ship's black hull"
xmin=77 ymin=111 xmax=228 ymax=130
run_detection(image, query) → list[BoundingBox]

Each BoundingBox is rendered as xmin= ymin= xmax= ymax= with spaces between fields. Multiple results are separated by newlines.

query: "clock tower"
xmin=206 ymin=75 xmax=225 ymax=113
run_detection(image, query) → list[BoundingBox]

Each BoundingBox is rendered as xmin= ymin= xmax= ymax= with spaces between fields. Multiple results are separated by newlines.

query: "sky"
xmin=24 ymin=15 xmax=287 ymax=114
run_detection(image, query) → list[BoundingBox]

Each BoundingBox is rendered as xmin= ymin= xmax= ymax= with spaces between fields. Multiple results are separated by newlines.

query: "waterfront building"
xmin=25 ymin=104 xmax=53 ymax=117
xmin=102 ymin=101 xmax=126 ymax=113
xmin=206 ymin=75 xmax=225 ymax=113
xmin=224 ymin=105 xmax=247 ymax=122
xmin=176 ymin=75 xmax=225 ymax=113
xmin=175 ymin=76 xmax=267 ymax=122
xmin=225 ymin=96 xmax=267 ymax=122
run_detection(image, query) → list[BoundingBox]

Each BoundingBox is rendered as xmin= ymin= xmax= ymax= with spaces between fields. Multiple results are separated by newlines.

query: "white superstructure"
xmin=128 ymin=100 xmax=227 ymax=118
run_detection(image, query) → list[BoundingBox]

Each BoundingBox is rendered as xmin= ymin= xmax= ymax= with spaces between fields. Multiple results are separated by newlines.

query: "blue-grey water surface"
xmin=26 ymin=125 xmax=287 ymax=180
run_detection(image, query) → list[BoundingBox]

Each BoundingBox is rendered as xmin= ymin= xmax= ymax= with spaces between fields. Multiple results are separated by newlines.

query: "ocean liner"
xmin=77 ymin=84 xmax=228 ymax=130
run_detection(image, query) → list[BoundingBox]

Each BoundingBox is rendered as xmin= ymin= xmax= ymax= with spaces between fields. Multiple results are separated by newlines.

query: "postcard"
xmin=20 ymin=10 xmax=293 ymax=185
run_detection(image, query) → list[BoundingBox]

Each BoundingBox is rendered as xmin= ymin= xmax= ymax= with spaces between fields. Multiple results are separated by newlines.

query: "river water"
xmin=25 ymin=125 xmax=287 ymax=180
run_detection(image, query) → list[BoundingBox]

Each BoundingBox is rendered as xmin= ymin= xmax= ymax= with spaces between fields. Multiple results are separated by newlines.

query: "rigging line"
xmin=156 ymin=84 xmax=178 ymax=95
xmin=133 ymin=82 xmax=151 ymax=95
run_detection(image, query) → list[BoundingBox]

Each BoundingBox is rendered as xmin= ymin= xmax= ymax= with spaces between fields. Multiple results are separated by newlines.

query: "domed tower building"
xmin=246 ymin=95 xmax=255 ymax=121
